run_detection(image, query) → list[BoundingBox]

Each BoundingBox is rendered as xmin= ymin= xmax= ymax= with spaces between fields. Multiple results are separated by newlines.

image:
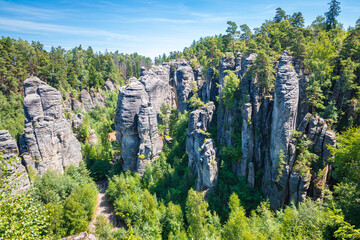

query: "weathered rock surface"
xmin=186 ymin=102 xmax=218 ymax=191
xmin=137 ymin=102 xmax=163 ymax=175
xmin=140 ymin=67 xmax=176 ymax=115
xmin=80 ymin=88 xmax=106 ymax=112
xmin=0 ymin=130 xmax=30 ymax=190
xmin=171 ymin=59 xmax=196 ymax=113
xmin=20 ymin=77 xmax=82 ymax=175
xmin=115 ymin=60 xmax=207 ymax=174
xmin=115 ymin=80 xmax=149 ymax=172
xmin=215 ymin=51 xmax=337 ymax=209
xmin=88 ymin=129 xmax=98 ymax=146
xmin=104 ymin=80 xmax=120 ymax=92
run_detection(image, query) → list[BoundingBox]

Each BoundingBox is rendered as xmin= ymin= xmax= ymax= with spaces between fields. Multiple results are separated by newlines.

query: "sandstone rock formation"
xmin=0 ymin=130 xmax=30 ymax=190
xmin=80 ymin=88 xmax=106 ymax=112
xmin=171 ymin=59 xmax=197 ymax=113
xmin=115 ymin=80 xmax=149 ymax=172
xmin=20 ymin=77 xmax=82 ymax=175
xmin=215 ymin=51 xmax=336 ymax=209
xmin=115 ymin=61 xmax=200 ymax=174
xmin=137 ymin=102 xmax=163 ymax=175
xmin=186 ymin=102 xmax=218 ymax=191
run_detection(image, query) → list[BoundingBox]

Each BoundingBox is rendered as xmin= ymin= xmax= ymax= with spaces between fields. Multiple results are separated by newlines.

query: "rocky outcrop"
xmin=80 ymin=88 xmax=106 ymax=112
xmin=215 ymin=51 xmax=336 ymax=209
xmin=115 ymin=80 xmax=149 ymax=172
xmin=104 ymin=80 xmax=120 ymax=92
xmin=186 ymin=102 xmax=218 ymax=191
xmin=115 ymin=61 xmax=205 ymax=174
xmin=140 ymin=66 xmax=176 ymax=115
xmin=20 ymin=77 xmax=82 ymax=175
xmin=0 ymin=130 xmax=30 ymax=190
xmin=137 ymin=102 xmax=163 ymax=175
xmin=172 ymin=59 xmax=196 ymax=113
xmin=266 ymin=51 xmax=300 ymax=209
xmin=88 ymin=129 xmax=98 ymax=146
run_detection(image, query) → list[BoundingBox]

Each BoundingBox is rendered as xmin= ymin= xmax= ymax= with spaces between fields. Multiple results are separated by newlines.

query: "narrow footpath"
xmin=88 ymin=180 xmax=120 ymax=232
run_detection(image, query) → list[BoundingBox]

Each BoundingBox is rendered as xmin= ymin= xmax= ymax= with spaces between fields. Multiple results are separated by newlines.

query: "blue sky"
xmin=0 ymin=0 xmax=359 ymax=59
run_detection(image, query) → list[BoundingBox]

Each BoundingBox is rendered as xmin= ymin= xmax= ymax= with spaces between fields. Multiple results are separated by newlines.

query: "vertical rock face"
xmin=115 ymin=65 xmax=177 ymax=174
xmin=214 ymin=50 xmax=336 ymax=209
xmin=115 ymin=80 xmax=149 ymax=172
xmin=0 ymin=130 xmax=30 ymax=190
xmin=20 ymin=77 xmax=82 ymax=175
xmin=266 ymin=51 xmax=300 ymax=208
xmin=137 ymin=102 xmax=163 ymax=175
xmin=186 ymin=102 xmax=218 ymax=192
xmin=270 ymin=51 xmax=299 ymax=181
xmin=140 ymin=68 xmax=176 ymax=115
xmin=217 ymin=53 xmax=237 ymax=147
xmin=173 ymin=60 xmax=196 ymax=113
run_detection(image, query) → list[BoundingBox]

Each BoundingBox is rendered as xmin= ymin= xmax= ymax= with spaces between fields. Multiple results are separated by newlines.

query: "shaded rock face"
xmin=173 ymin=60 xmax=196 ymax=113
xmin=115 ymin=64 xmax=175 ymax=174
xmin=216 ymin=51 xmax=336 ymax=209
xmin=104 ymin=80 xmax=120 ymax=92
xmin=186 ymin=102 xmax=218 ymax=191
xmin=20 ymin=77 xmax=82 ymax=175
xmin=0 ymin=130 xmax=30 ymax=190
xmin=137 ymin=102 xmax=163 ymax=175
xmin=115 ymin=80 xmax=149 ymax=172
xmin=270 ymin=52 xmax=299 ymax=182
xmin=266 ymin=52 xmax=300 ymax=209
xmin=217 ymin=53 xmax=238 ymax=147
xmin=115 ymin=61 xmax=210 ymax=175
xmin=80 ymin=88 xmax=106 ymax=112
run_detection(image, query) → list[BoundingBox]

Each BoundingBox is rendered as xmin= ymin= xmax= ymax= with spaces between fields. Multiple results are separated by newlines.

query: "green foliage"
xmin=331 ymin=127 xmax=360 ymax=227
xmin=31 ymin=162 xmax=98 ymax=238
xmin=106 ymin=172 xmax=163 ymax=239
xmin=276 ymin=149 xmax=286 ymax=181
xmin=0 ymin=155 xmax=49 ymax=239
xmin=325 ymin=0 xmax=341 ymax=30
xmin=186 ymin=188 xmax=221 ymax=240
xmin=81 ymin=91 xmax=119 ymax=180
xmin=207 ymin=160 xmax=263 ymax=222
xmin=221 ymin=70 xmax=240 ymax=109
xmin=188 ymin=81 xmax=205 ymax=110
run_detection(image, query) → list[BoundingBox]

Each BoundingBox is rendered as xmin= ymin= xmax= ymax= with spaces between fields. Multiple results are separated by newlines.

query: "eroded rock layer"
xmin=186 ymin=102 xmax=218 ymax=192
xmin=0 ymin=130 xmax=30 ymax=190
xmin=20 ymin=77 xmax=82 ymax=175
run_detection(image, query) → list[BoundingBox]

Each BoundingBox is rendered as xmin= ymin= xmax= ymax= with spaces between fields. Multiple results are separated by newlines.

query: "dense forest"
xmin=0 ymin=40 xmax=151 ymax=139
xmin=1 ymin=0 xmax=360 ymax=239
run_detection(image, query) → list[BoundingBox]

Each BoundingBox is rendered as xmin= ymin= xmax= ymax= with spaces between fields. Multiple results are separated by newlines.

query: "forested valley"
xmin=1 ymin=1 xmax=360 ymax=239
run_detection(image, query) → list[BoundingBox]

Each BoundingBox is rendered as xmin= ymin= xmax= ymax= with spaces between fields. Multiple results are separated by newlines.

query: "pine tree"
xmin=325 ymin=0 xmax=341 ymax=30
xmin=226 ymin=21 xmax=240 ymax=53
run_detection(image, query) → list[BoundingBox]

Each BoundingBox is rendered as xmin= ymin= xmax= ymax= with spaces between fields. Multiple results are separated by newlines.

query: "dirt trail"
xmin=88 ymin=180 xmax=120 ymax=232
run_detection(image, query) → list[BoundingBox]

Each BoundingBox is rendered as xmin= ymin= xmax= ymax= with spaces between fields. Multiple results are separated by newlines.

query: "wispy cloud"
xmin=0 ymin=18 xmax=137 ymax=41
xmin=128 ymin=18 xmax=196 ymax=24
xmin=0 ymin=0 xmax=60 ymax=19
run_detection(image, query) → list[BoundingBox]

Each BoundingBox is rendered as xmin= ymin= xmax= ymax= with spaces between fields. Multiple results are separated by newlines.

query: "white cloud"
xmin=0 ymin=18 xmax=137 ymax=41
